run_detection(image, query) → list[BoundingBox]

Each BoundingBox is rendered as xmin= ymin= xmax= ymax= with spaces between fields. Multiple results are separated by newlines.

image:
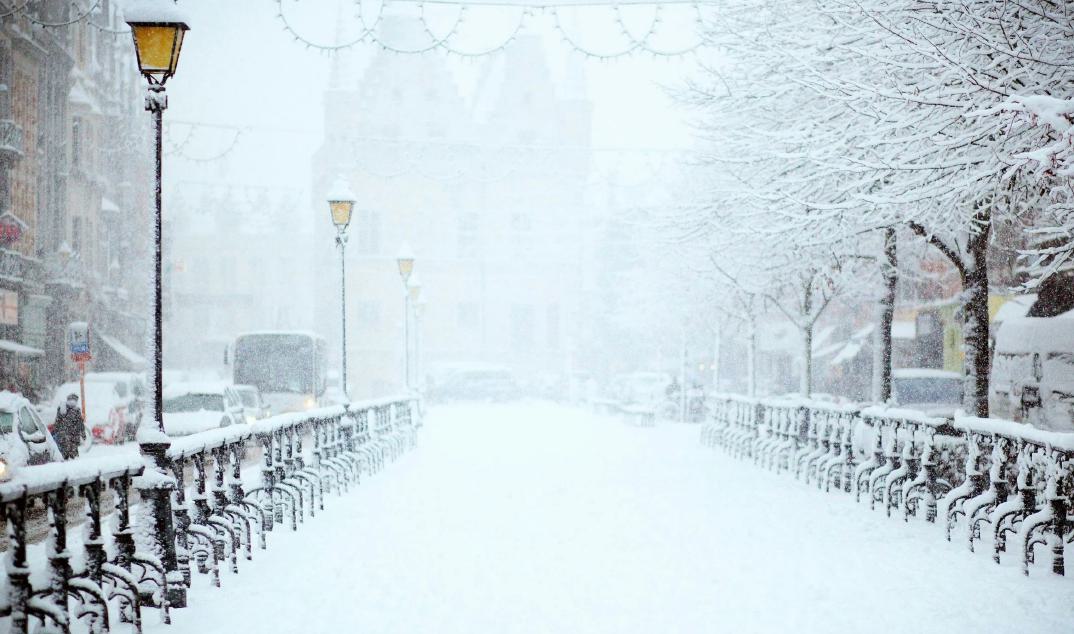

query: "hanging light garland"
xmin=274 ymin=0 xmax=709 ymax=59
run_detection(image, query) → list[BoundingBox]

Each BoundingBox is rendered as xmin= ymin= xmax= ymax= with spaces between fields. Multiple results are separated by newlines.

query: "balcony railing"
xmin=0 ymin=119 xmax=23 ymax=161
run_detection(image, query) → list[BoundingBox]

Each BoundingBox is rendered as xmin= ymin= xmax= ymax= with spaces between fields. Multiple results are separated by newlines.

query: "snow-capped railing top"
xmin=955 ymin=416 xmax=1074 ymax=453
xmin=0 ymin=453 xmax=144 ymax=502
xmin=710 ymin=394 xmax=1074 ymax=448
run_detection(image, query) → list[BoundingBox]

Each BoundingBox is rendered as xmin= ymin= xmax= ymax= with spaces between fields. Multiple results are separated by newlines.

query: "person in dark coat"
xmin=54 ymin=394 xmax=86 ymax=460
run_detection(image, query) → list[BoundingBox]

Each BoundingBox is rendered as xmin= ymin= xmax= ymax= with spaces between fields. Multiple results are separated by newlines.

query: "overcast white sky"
xmin=157 ymin=0 xmax=701 ymax=196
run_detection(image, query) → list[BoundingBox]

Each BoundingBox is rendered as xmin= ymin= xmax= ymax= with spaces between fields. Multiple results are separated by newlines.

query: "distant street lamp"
xmin=327 ymin=178 xmax=356 ymax=401
xmin=396 ymin=244 xmax=415 ymax=389
xmin=124 ymin=0 xmax=190 ymax=609
xmin=414 ymin=294 xmax=427 ymax=394
xmin=125 ymin=0 xmax=189 ymax=435
xmin=407 ymin=273 xmax=422 ymax=389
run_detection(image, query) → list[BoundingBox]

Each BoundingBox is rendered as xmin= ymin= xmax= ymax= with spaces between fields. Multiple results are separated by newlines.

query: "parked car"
xmin=47 ymin=373 xmax=144 ymax=445
xmin=1 ymin=391 xmax=62 ymax=478
xmin=234 ymin=384 xmax=270 ymax=423
xmin=162 ymin=383 xmax=245 ymax=437
xmin=990 ymin=313 xmax=1074 ymax=432
xmin=891 ymin=368 xmax=963 ymax=418
xmin=435 ymin=366 xmax=521 ymax=402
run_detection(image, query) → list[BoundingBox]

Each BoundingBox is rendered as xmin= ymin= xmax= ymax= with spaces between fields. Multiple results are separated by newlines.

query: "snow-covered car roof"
xmin=163 ymin=382 xmax=233 ymax=399
xmin=233 ymin=384 xmax=260 ymax=394
xmin=0 ymin=390 xmax=32 ymax=413
xmin=163 ymin=412 xmax=228 ymax=437
xmin=893 ymin=368 xmax=961 ymax=380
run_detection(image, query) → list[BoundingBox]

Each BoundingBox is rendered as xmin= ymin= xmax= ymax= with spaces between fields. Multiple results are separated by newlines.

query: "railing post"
xmin=5 ymin=497 xmax=31 ymax=634
xmin=138 ymin=440 xmax=186 ymax=608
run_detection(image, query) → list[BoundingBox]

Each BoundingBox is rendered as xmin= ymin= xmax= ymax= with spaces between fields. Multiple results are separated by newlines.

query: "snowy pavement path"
xmin=158 ymin=402 xmax=1073 ymax=634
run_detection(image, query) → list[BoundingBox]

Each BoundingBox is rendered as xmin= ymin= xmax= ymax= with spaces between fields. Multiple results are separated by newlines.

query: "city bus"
xmin=232 ymin=331 xmax=327 ymax=414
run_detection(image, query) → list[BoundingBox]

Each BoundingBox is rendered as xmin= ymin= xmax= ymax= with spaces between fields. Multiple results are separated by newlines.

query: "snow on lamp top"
xmin=124 ymin=0 xmax=191 ymax=82
xmin=326 ymin=178 xmax=356 ymax=230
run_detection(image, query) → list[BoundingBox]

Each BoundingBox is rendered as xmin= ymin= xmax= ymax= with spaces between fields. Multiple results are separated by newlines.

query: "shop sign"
xmin=0 ymin=213 xmax=24 ymax=247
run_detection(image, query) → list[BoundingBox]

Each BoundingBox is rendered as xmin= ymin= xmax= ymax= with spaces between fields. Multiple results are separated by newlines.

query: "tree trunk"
xmin=747 ymin=318 xmax=757 ymax=397
xmin=711 ymin=321 xmax=721 ymax=394
xmin=962 ymin=218 xmax=991 ymax=418
xmin=874 ymin=227 xmax=897 ymax=403
xmin=800 ymin=323 xmax=813 ymax=398
xmin=800 ymin=280 xmax=814 ymax=398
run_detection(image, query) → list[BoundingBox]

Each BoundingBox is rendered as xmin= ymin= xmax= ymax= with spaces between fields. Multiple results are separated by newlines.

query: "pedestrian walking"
xmin=54 ymin=394 xmax=86 ymax=460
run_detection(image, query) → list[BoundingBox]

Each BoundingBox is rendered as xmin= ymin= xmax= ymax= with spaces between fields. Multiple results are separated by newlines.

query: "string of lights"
xmin=274 ymin=0 xmax=709 ymax=59
xmin=17 ymin=0 xmax=102 ymax=27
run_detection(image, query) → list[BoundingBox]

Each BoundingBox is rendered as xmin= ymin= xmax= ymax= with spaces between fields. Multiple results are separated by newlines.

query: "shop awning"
xmin=0 ymin=339 xmax=44 ymax=356
xmin=98 ymin=333 xmax=147 ymax=368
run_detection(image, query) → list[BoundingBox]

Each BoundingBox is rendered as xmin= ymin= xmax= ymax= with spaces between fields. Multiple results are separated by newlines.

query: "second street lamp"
xmin=327 ymin=178 xmax=356 ymax=401
xmin=406 ymin=273 xmax=422 ymax=390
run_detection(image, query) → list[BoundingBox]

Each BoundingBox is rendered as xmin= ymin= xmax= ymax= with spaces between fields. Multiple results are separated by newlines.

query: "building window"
xmin=71 ymin=217 xmax=82 ymax=255
xmin=71 ymin=117 xmax=82 ymax=170
xmin=0 ymin=290 xmax=18 ymax=326
xmin=355 ymin=209 xmax=380 ymax=255
xmin=546 ymin=303 xmax=559 ymax=349
xmin=457 ymin=302 xmax=478 ymax=329
xmin=457 ymin=212 xmax=478 ymax=258
xmin=511 ymin=304 xmax=533 ymax=352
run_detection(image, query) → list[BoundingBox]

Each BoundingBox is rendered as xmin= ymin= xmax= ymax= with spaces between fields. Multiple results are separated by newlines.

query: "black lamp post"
xmin=327 ymin=179 xmax=356 ymax=401
xmin=125 ymin=0 xmax=189 ymax=435
xmin=124 ymin=0 xmax=190 ymax=608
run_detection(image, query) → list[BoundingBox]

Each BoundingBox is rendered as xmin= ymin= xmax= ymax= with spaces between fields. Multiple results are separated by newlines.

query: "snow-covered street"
xmin=156 ymin=402 xmax=1073 ymax=634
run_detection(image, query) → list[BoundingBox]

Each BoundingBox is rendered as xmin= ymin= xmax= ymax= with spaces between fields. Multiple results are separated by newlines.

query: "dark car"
xmin=438 ymin=368 xmax=520 ymax=402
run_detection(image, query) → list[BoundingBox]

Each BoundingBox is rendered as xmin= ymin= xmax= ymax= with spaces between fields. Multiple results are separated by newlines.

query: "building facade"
xmin=0 ymin=0 xmax=152 ymax=400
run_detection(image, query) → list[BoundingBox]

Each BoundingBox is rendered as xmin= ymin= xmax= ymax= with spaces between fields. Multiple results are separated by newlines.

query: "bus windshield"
xmin=234 ymin=334 xmax=324 ymax=395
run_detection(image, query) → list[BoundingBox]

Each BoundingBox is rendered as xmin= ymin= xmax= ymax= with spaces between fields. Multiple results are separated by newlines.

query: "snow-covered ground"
xmin=155 ymin=402 xmax=1074 ymax=634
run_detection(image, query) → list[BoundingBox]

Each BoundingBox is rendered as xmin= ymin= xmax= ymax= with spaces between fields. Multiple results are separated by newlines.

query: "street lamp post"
xmin=327 ymin=179 xmax=356 ymax=401
xmin=396 ymin=244 xmax=414 ymax=390
xmin=125 ymin=0 xmax=190 ymax=609
xmin=414 ymin=294 xmax=427 ymax=394
xmin=407 ymin=274 xmax=422 ymax=391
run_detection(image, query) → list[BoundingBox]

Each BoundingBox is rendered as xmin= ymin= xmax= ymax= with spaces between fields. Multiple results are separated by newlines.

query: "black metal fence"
xmin=0 ymin=395 xmax=420 ymax=633
xmin=701 ymin=395 xmax=1072 ymax=577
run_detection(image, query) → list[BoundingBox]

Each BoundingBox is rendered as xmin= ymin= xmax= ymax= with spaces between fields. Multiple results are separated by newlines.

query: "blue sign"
xmin=70 ymin=342 xmax=89 ymax=354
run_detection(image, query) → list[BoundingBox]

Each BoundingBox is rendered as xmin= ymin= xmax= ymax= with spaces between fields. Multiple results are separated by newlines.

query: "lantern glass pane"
xmin=398 ymin=259 xmax=414 ymax=278
xmin=169 ymin=27 xmax=186 ymax=75
xmin=132 ymin=25 xmax=180 ymax=75
xmin=329 ymin=200 xmax=353 ymax=228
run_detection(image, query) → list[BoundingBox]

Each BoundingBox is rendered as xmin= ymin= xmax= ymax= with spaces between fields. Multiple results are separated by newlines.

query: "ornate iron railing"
xmin=0 ymin=395 xmax=421 ymax=633
xmin=701 ymin=395 xmax=1073 ymax=577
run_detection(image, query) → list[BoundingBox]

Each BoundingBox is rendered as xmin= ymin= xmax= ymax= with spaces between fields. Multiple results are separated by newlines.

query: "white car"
xmin=162 ymin=383 xmax=245 ymax=437
xmin=234 ymin=384 xmax=270 ymax=423
xmin=1 ymin=391 xmax=62 ymax=480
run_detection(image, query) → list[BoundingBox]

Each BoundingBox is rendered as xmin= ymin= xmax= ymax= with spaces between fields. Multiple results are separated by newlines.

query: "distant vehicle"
xmin=1 ymin=391 xmax=62 ymax=478
xmin=232 ymin=331 xmax=327 ymax=414
xmin=990 ymin=314 xmax=1074 ymax=432
xmin=891 ymin=368 xmax=963 ymax=418
xmin=435 ymin=366 xmax=520 ymax=402
xmin=234 ymin=384 xmax=270 ymax=423
xmin=610 ymin=372 xmax=673 ymax=407
xmin=47 ymin=372 xmax=145 ymax=445
xmin=162 ymin=382 xmax=245 ymax=437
